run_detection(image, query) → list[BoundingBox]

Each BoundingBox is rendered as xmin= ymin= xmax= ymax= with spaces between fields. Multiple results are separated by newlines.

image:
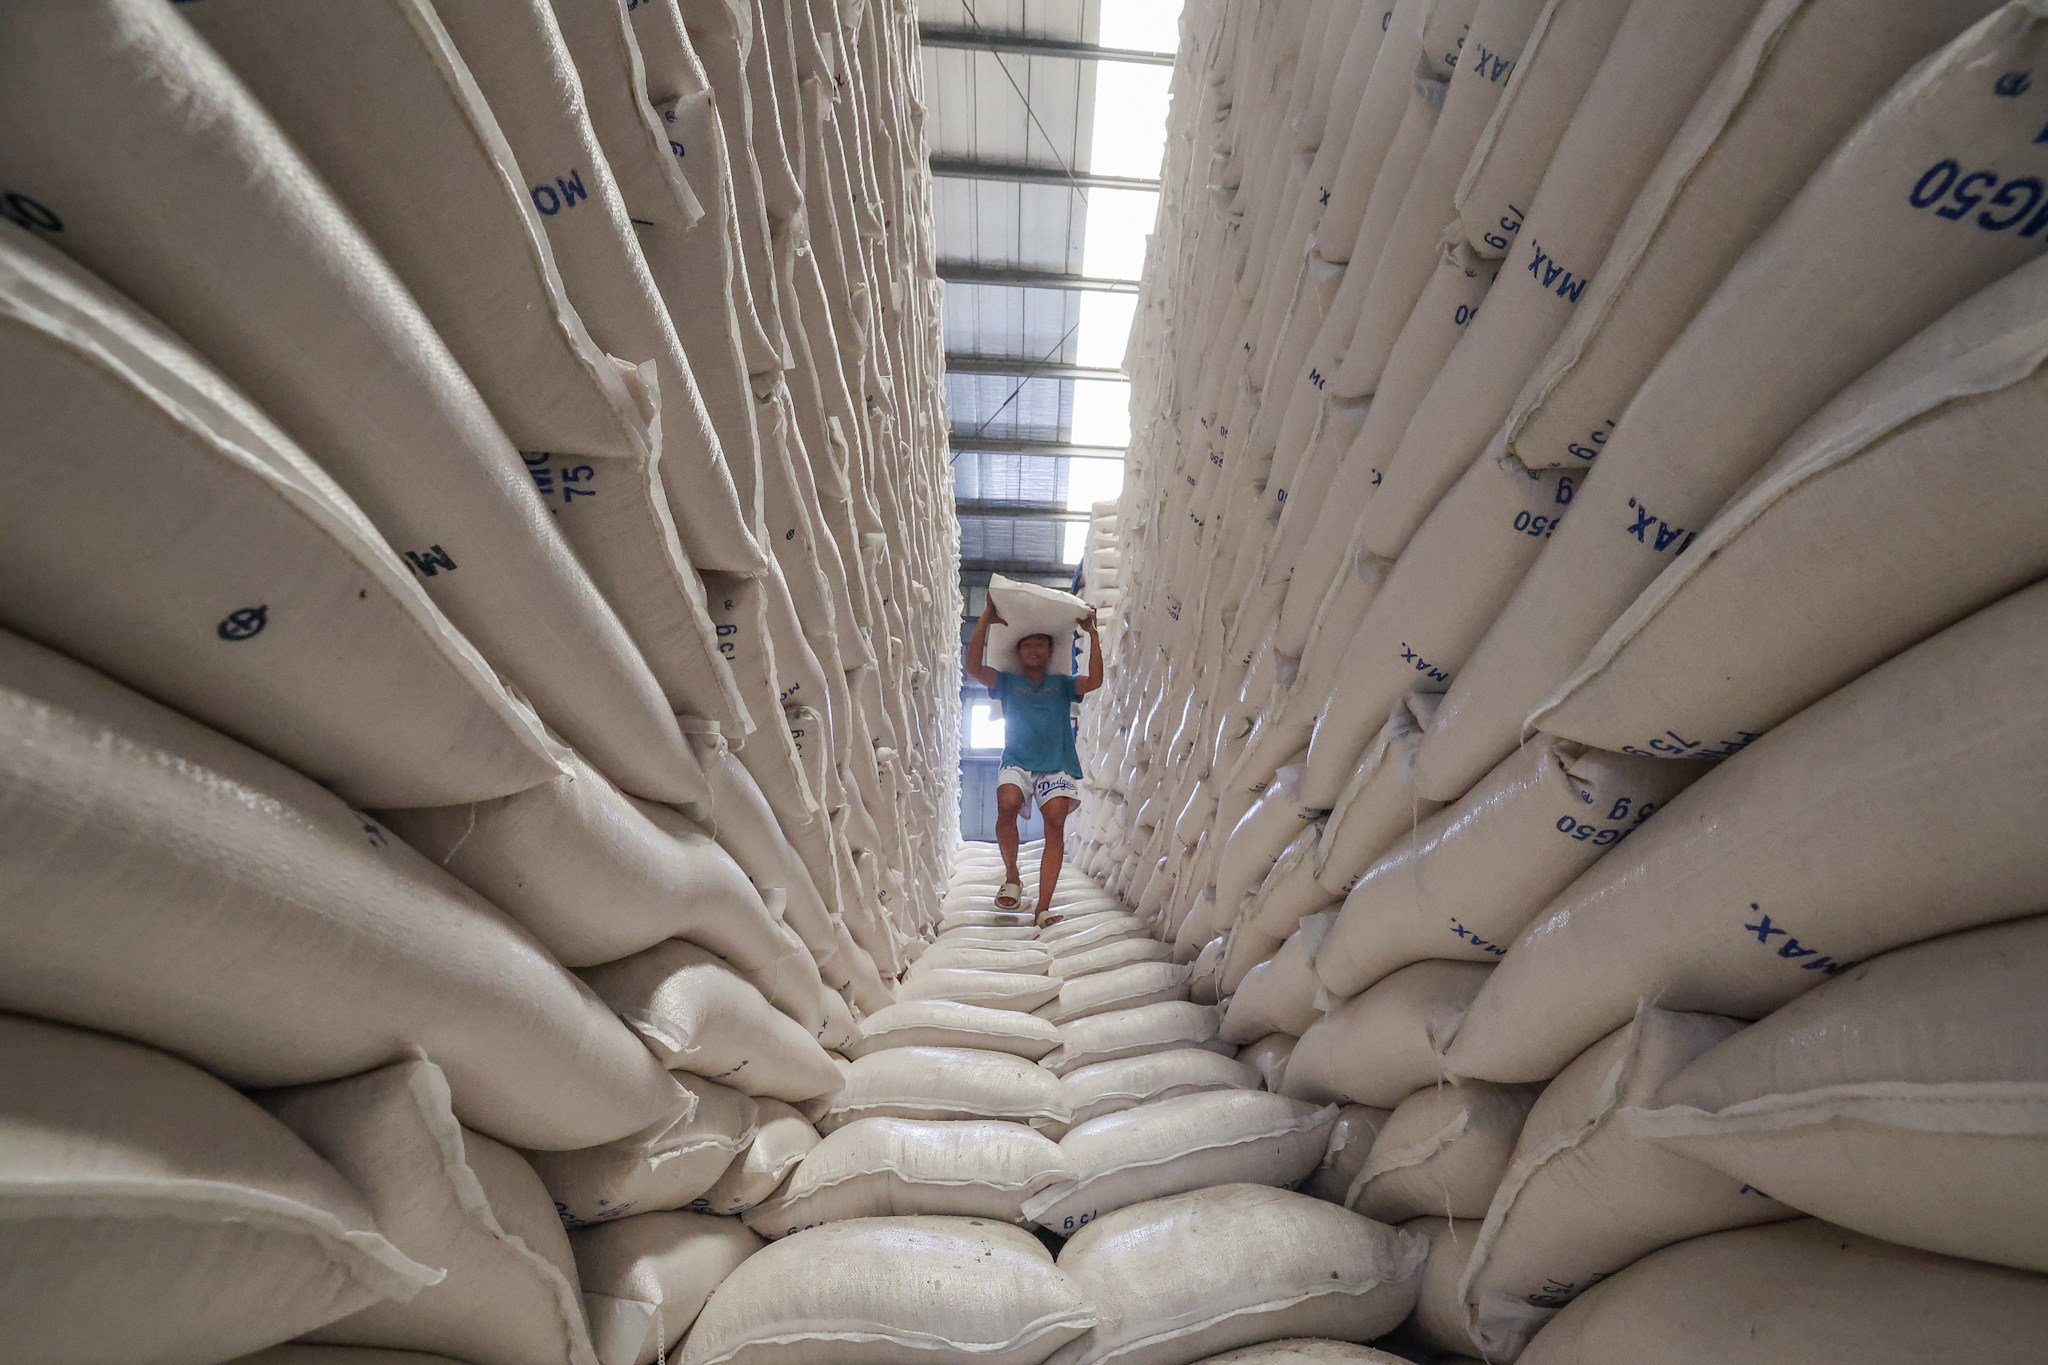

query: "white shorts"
xmin=997 ymin=768 xmax=1082 ymax=813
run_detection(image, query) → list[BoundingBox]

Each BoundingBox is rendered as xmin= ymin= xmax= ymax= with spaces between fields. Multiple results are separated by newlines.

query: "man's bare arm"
xmin=1073 ymin=608 xmax=1105 ymax=699
xmin=965 ymin=598 xmax=1002 ymax=690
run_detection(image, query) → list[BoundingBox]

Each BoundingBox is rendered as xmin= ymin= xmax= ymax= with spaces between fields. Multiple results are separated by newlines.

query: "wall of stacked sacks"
xmin=1066 ymin=0 xmax=2048 ymax=1359
xmin=0 ymin=0 xmax=966 ymax=1359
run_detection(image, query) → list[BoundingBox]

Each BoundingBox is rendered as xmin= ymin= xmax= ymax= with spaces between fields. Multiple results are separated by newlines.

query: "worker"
xmin=964 ymin=596 xmax=1104 ymax=921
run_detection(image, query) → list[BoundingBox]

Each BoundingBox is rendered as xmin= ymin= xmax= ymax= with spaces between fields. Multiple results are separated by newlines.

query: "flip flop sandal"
xmin=994 ymin=881 xmax=1022 ymax=910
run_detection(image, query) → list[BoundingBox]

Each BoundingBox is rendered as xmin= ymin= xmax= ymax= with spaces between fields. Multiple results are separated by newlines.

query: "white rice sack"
xmin=1349 ymin=1081 xmax=1539 ymax=1224
xmin=1240 ymin=1035 xmax=1299 ymax=1092
xmin=1048 ymin=1186 xmax=1428 ymax=1365
xmin=429 ymin=0 xmax=761 ymax=581
xmin=1534 ymin=249 xmax=2048 ymax=758
xmin=2 ymin=1017 xmax=434 ymax=1362
xmin=1182 ymin=1347 xmax=1412 ymax=1364
xmin=1361 ymin=0 xmax=1776 ymax=562
xmin=1026 ymin=1092 xmax=1338 ymax=1236
xmin=1042 ymin=962 xmax=1193 ymax=1025
xmin=181 ymin=0 xmax=753 ymax=729
xmin=987 ymin=574 xmax=1091 ymax=675
xmin=1396 ymin=1217 xmax=1483 ymax=1359
xmin=0 ymin=219 xmax=563 ymax=810
xmin=941 ymin=909 xmax=1041 ymax=933
xmin=940 ymin=925 xmax=1048 ymax=945
xmin=1303 ymin=1106 xmax=1393 ymax=1205
xmin=380 ymin=754 xmax=809 ymax=1002
xmin=1454 ymin=0 xmax=1640 ymax=259
xmin=1222 ymin=913 xmax=1337 ymax=1044
xmin=691 ymin=1100 xmax=818 ymax=1217
xmin=819 ymin=1048 xmax=1070 ymax=1133
xmin=1043 ymin=911 xmax=1144 ymax=945
xmin=1315 ymin=742 xmax=1697 ymax=998
xmin=681 ymin=1218 xmax=1096 ymax=1365
xmin=743 ymin=1118 xmax=1075 ymax=1237
xmin=1460 ymin=1010 xmax=1791 ymax=1360
xmin=1047 ymin=1003 xmax=1231 ymax=1077
xmin=526 ymin=1075 xmax=757 ymax=1226
xmin=1306 ymin=694 xmax=1441 ymax=882
xmin=232 ymin=1351 xmax=465 ymax=1363
xmin=848 ymin=1002 xmax=1064 ymax=1062
xmin=1045 ymin=916 xmax=1151 ymax=957
xmin=0 ymin=0 xmax=707 ymax=803
xmin=1283 ymin=963 xmax=1492 ymax=1107
xmin=911 ymin=944 xmax=1056 ymax=976
xmin=581 ymin=942 xmax=843 ymax=1102
xmin=1515 ymin=1220 xmax=2048 ymax=1365
xmin=1418 ymin=1 xmax=2048 ymax=803
xmin=571 ymin=1211 xmax=763 ymax=1365
xmin=1057 ymin=937 xmax=1178 ymax=981
xmin=1633 ymin=914 xmax=2048 ymax=1275
xmin=896 ymin=968 xmax=1064 ymax=1014
xmin=261 ymin=1058 xmax=594 ymax=1365
xmin=1447 ymin=582 xmax=2048 ymax=1084
xmin=1059 ymin=1050 xmax=1264 ymax=1136
xmin=0 ymin=629 xmax=680 ymax=1151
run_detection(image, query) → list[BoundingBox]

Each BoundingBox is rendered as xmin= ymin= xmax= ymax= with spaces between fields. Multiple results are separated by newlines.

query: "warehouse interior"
xmin=4 ymin=0 xmax=2046 ymax=1363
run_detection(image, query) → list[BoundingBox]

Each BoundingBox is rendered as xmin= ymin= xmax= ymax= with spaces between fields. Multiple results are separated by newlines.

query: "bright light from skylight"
xmin=1099 ymin=0 xmax=1184 ymax=52
xmin=1075 ymin=292 xmax=1137 ymax=368
xmin=968 ymin=701 xmax=1006 ymax=752
xmin=1079 ymin=188 xmax=1159 ymax=280
xmin=1062 ymin=520 xmax=1090 ymax=564
xmin=1069 ymin=378 xmax=1132 ymax=447
xmin=1065 ymin=455 xmax=1125 ymax=512
xmin=1088 ymin=62 xmax=1172 ymax=180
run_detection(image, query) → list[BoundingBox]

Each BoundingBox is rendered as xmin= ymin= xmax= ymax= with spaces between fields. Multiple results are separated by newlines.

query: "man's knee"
xmin=996 ymin=786 xmax=1025 ymax=820
xmin=1041 ymin=797 xmax=1072 ymax=830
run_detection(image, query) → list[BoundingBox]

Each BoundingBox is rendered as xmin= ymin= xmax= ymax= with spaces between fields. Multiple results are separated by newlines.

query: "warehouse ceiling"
xmin=917 ymin=0 xmax=1180 ymax=597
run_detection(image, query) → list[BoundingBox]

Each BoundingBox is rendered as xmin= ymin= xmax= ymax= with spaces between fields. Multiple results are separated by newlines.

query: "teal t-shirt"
xmin=994 ymin=671 xmax=1083 ymax=778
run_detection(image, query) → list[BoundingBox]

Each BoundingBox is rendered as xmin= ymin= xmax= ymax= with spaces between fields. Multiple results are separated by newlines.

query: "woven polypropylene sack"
xmin=1284 ymin=962 xmax=1492 ymax=1108
xmin=1514 ymin=1220 xmax=2048 ymax=1365
xmin=525 ymin=1074 xmax=757 ymax=1226
xmin=0 ymin=0 xmax=708 ymax=803
xmin=580 ymin=941 xmax=844 ymax=1102
xmin=681 ymin=1217 xmax=1096 ymax=1365
xmin=1633 ymin=915 xmax=2048 ymax=1275
xmin=0 ymin=629 xmax=682 ymax=1151
xmin=742 ymin=1118 xmax=1075 ymax=1237
xmin=1459 ymin=1011 xmax=1792 ymax=1359
xmin=847 ymin=1002 xmax=1063 ymax=1062
xmin=1446 ymin=582 xmax=2048 ymax=1084
xmin=1048 ymin=1185 xmax=1428 ymax=1365
xmin=1348 ymin=1081 xmax=1538 ymax=1223
xmin=0 ymin=1015 xmax=435 ymax=1365
xmin=571 ymin=1211 xmax=763 ymax=1365
xmin=260 ymin=1058 xmax=596 ymax=1365
xmin=0 ymin=220 xmax=564 ymax=810
xmin=818 ymin=1048 xmax=1070 ymax=1133
xmin=1025 ymin=1092 xmax=1338 ymax=1236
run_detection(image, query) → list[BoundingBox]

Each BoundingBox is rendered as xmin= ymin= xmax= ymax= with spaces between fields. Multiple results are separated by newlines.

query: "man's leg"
xmin=996 ymin=783 xmax=1026 ymax=896
xmin=1036 ymin=796 xmax=1074 ymax=920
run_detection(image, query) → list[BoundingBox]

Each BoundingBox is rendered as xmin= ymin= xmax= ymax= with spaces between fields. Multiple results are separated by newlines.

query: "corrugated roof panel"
xmin=946 ymin=373 xmax=1075 ymax=440
xmin=919 ymin=0 xmax=1099 ymax=44
xmin=942 ymin=283 xmax=1082 ymax=363
xmin=952 ymin=452 xmax=1071 ymax=506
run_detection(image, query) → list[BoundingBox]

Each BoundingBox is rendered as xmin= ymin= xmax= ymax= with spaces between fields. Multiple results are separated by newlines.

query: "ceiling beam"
xmin=949 ymin=434 xmax=1127 ymax=460
xmin=961 ymin=558 xmax=1080 ymax=577
xmin=929 ymin=156 xmax=1161 ymax=193
xmin=918 ymin=25 xmax=1176 ymax=66
xmin=956 ymin=501 xmax=1091 ymax=522
xmin=946 ymin=354 xmax=1126 ymax=381
xmin=938 ymin=261 xmax=1140 ymax=294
